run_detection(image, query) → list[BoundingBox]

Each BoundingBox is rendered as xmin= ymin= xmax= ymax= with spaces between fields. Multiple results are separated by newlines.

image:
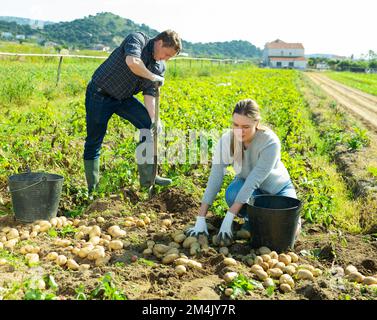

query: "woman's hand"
xmin=216 ymin=211 xmax=235 ymax=242
xmin=186 ymin=216 xmax=209 ymax=236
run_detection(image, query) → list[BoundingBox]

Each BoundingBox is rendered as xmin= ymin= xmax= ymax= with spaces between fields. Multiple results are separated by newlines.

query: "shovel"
xmin=148 ymin=82 xmax=161 ymax=199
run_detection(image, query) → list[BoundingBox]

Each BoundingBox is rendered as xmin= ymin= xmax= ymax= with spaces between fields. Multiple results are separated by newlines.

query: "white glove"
xmin=150 ymin=119 xmax=163 ymax=135
xmin=151 ymin=74 xmax=164 ymax=86
xmin=186 ymin=216 xmax=209 ymax=236
xmin=217 ymin=211 xmax=235 ymax=241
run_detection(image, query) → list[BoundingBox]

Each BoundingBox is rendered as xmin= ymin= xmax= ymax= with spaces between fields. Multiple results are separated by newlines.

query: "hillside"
xmin=0 ymin=12 xmax=262 ymax=59
xmin=0 ymin=16 xmax=54 ymax=28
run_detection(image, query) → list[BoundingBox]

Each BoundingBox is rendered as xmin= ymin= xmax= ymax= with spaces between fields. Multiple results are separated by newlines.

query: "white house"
xmin=263 ymin=39 xmax=307 ymax=69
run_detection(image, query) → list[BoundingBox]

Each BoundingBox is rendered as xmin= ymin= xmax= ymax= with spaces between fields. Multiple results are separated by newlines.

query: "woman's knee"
xmin=225 ymin=179 xmax=244 ymax=206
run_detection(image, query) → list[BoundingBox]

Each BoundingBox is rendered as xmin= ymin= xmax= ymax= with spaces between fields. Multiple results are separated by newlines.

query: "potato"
xmin=168 ymin=242 xmax=180 ymax=249
xmin=4 ymin=239 xmax=18 ymax=249
xmin=137 ymin=220 xmax=146 ymax=228
xmin=67 ymin=259 xmax=80 ymax=271
xmin=190 ymin=242 xmax=200 ymax=256
xmin=251 ymin=264 xmax=264 ymax=273
xmin=55 ymin=255 xmax=67 ymax=266
xmin=173 ymin=233 xmax=186 ymax=243
xmin=78 ymin=246 xmax=93 ymax=258
xmin=187 ymin=260 xmax=202 ymax=269
xmin=236 ymin=229 xmax=251 ymax=239
xmin=162 ymin=253 xmax=179 ymax=264
xmin=143 ymin=248 xmax=153 ymax=256
xmin=254 ymin=256 xmax=264 ymax=265
xmin=175 ymin=258 xmax=189 ymax=266
xmin=32 ymin=225 xmax=41 ymax=233
xmin=224 ymin=288 xmax=234 ymax=297
xmin=71 ymin=247 xmax=80 ymax=256
xmin=287 ymin=252 xmax=299 ymax=263
xmin=280 ymin=283 xmax=292 ymax=293
xmin=87 ymin=247 xmax=105 ymax=261
xmin=279 ymin=274 xmax=295 ymax=288
xmin=107 ymin=225 xmax=126 ymax=238
xmin=25 ymin=253 xmax=39 ymax=265
xmin=212 ymin=235 xmax=220 ymax=246
xmin=95 ymin=255 xmax=110 ymax=267
xmin=345 ymin=265 xmax=358 ymax=275
xmin=219 ymin=247 xmax=229 ymax=256
xmin=268 ymin=258 xmax=279 ymax=269
xmin=297 ymin=269 xmax=314 ymax=281
xmin=255 ymin=270 xmax=269 ymax=281
xmin=89 ymin=236 xmax=101 ymax=245
xmin=261 ymin=254 xmax=271 ymax=262
xmin=346 ymin=271 xmax=364 ymax=283
xmin=268 ymin=268 xmax=284 ymax=279
xmin=258 ymin=246 xmax=271 ymax=255
xmin=162 ymin=219 xmax=172 ymax=228
xmin=261 ymin=262 xmax=270 ymax=271
xmin=183 ymin=236 xmax=197 ymax=248
xmin=20 ymin=231 xmax=30 ymax=240
xmin=263 ymin=278 xmax=275 ymax=288
xmin=198 ymin=234 xmax=209 ymax=247
xmin=283 ymin=265 xmax=297 ymax=276
xmin=146 ymin=240 xmax=155 ymax=248
xmin=124 ymin=221 xmax=134 ymax=228
xmin=0 ymin=258 xmax=8 ymax=266
xmin=175 ymin=265 xmax=187 ymax=276
xmin=153 ymin=244 xmax=170 ymax=254
xmin=45 ymin=252 xmax=58 ymax=261
xmin=274 ymin=262 xmax=286 ymax=270
xmin=109 ymin=240 xmax=123 ymax=250
xmin=6 ymin=228 xmax=19 ymax=240
xmin=38 ymin=221 xmax=52 ymax=232
xmin=298 ymin=264 xmax=315 ymax=272
xmin=89 ymin=226 xmax=101 ymax=238
xmin=0 ymin=242 xmax=3 ymax=250
xmin=1 ymin=227 xmax=11 ymax=233
xmin=269 ymin=251 xmax=279 ymax=260
xmin=223 ymin=272 xmax=238 ymax=283
xmin=50 ymin=217 xmax=59 ymax=227
xmin=223 ymin=258 xmax=238 ymax=267
xmin=143 ymin=217 xmax=151 ymax=225
xmin=96 ymin=217 xmax=105 ymax=223
xmin=278 ymin=254 xmax=291 ymax=265
xmin=363 ymin=277 xmax=377 ymax=285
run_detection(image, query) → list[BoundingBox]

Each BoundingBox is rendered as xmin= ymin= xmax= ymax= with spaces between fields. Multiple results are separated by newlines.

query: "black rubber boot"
xmin=84 ymin=159 xmax=100 ymax=194
xmin=137 ymin=163 xmax=172 ymax=187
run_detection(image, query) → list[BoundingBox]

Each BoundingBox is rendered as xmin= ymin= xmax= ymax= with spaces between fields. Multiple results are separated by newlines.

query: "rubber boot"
xmin=84 ymin=159 xmax=100 ymax=194
xmin=137 ymin=163 xmax=172 ymax=187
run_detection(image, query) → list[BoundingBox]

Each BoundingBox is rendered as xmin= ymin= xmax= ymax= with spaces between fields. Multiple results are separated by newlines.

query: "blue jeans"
xmin=225 ymin=178 xmax=297 ymax=229
xmin=84 ymin=81 xmax=152 ymax=160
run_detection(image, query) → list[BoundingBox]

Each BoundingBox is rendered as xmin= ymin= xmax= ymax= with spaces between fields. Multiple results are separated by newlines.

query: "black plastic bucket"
xmin=8 ymin=172 xmax=64 ymax=223
xmin=247 ymin=195 xmax=302 ymax=252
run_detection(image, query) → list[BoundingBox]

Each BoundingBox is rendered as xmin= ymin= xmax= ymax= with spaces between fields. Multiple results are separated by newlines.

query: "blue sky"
xmin=1 ymin=0 xmax=376 ymax=57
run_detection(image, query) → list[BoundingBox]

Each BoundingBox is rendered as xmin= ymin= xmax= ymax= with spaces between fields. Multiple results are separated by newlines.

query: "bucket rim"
xmin=248 ymin=194 xmax=302 ymax=211
xmin=8 ymin=172 xmax=64 ymax=182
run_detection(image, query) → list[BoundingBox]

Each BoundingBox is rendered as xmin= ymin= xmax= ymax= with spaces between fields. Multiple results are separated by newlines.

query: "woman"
xmin=187 ymin=98 xmax=299 ymax=241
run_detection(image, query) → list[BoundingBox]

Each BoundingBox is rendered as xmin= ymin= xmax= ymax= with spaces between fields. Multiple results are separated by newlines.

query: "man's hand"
xmin=150 ymin=119 xmax=163 ymax=136
xmin=186 ymin=216 xmax=209 ymax=237
xmin=216 ymin=211 xmax=235 ymax=242
xmin=151 ymin=74 xmax=164 ymax=86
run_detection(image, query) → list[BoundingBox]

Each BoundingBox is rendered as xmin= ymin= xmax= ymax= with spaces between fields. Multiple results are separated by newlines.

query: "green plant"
xmin=90 ymin=273 xmax=127 ymax=300
xmin=346 ymin=127 xmax=370 ymax=150
xmin=59 ymin=225 xmax=78 ymax=238
xmin=224 ymin=274 xmax=261 ymax=299
xmin=75 ymin=284 xmax=88 ymax=300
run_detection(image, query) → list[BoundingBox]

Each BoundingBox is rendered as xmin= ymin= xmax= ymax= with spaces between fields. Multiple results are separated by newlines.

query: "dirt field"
xmin=1 ymin=189 xmax=377 ymax=300
xmin=306 ymin=73 xmax=377 ymax=133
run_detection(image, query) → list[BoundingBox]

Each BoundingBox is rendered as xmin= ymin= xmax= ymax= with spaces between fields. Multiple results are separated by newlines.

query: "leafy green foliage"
xmin=90 ymin=273 xmax=127 ymax=300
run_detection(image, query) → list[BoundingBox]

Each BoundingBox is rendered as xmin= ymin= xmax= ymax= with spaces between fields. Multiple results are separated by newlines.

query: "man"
xmin=83 ymin=30 xmax=182 ymax=194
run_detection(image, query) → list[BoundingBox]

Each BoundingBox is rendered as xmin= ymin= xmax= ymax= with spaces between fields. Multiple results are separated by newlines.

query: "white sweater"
xmin=202 ymin=129 xmax=291 ymax=205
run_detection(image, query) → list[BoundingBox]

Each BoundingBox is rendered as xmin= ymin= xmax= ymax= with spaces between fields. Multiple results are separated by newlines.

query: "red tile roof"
xmin=266 ymin=39 xmax=304 ymax=49
xmin=270 ymin=57 xmax=307 ymax=61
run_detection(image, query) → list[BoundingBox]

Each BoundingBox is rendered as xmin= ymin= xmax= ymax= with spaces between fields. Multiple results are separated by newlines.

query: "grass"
xmin=325 ymin=71 xmax=377 ymax=96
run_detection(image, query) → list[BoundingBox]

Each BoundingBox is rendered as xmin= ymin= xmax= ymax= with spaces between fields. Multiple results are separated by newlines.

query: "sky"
xmin=1 ymin=0 xmax=376 ymax=57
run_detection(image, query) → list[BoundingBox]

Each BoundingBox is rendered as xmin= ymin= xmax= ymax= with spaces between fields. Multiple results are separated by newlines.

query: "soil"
xmin=1 ymin=188 xmax=376 ymax=300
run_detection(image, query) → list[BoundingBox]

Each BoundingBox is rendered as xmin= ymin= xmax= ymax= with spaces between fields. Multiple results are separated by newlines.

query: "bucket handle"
xmin=8 ymin=176 xmax=47 ymax=193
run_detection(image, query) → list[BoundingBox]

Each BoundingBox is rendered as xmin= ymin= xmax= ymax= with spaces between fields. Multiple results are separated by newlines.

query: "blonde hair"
xmin=230 ymin=99 xmax=268 ymax=156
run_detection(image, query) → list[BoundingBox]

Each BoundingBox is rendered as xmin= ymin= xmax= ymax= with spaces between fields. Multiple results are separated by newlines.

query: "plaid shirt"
xmin=91 ymin=32 xmax=165 ymax=100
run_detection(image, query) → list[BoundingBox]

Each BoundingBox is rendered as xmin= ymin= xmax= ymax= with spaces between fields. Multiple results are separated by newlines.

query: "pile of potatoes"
xmin=0 ymin=217 xmax=130 ymax=271
xmin=223 ymin=246 xmax=323 ymax=294
xmin=142 ymin=230 xmax=209 ymax=276
xmin=344 ymin=265 xmax=377 ymax=288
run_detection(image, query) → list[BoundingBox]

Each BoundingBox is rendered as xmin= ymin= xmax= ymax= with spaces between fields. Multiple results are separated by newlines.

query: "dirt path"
xmin=306 ymin=73 xmax=377 ymax=133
